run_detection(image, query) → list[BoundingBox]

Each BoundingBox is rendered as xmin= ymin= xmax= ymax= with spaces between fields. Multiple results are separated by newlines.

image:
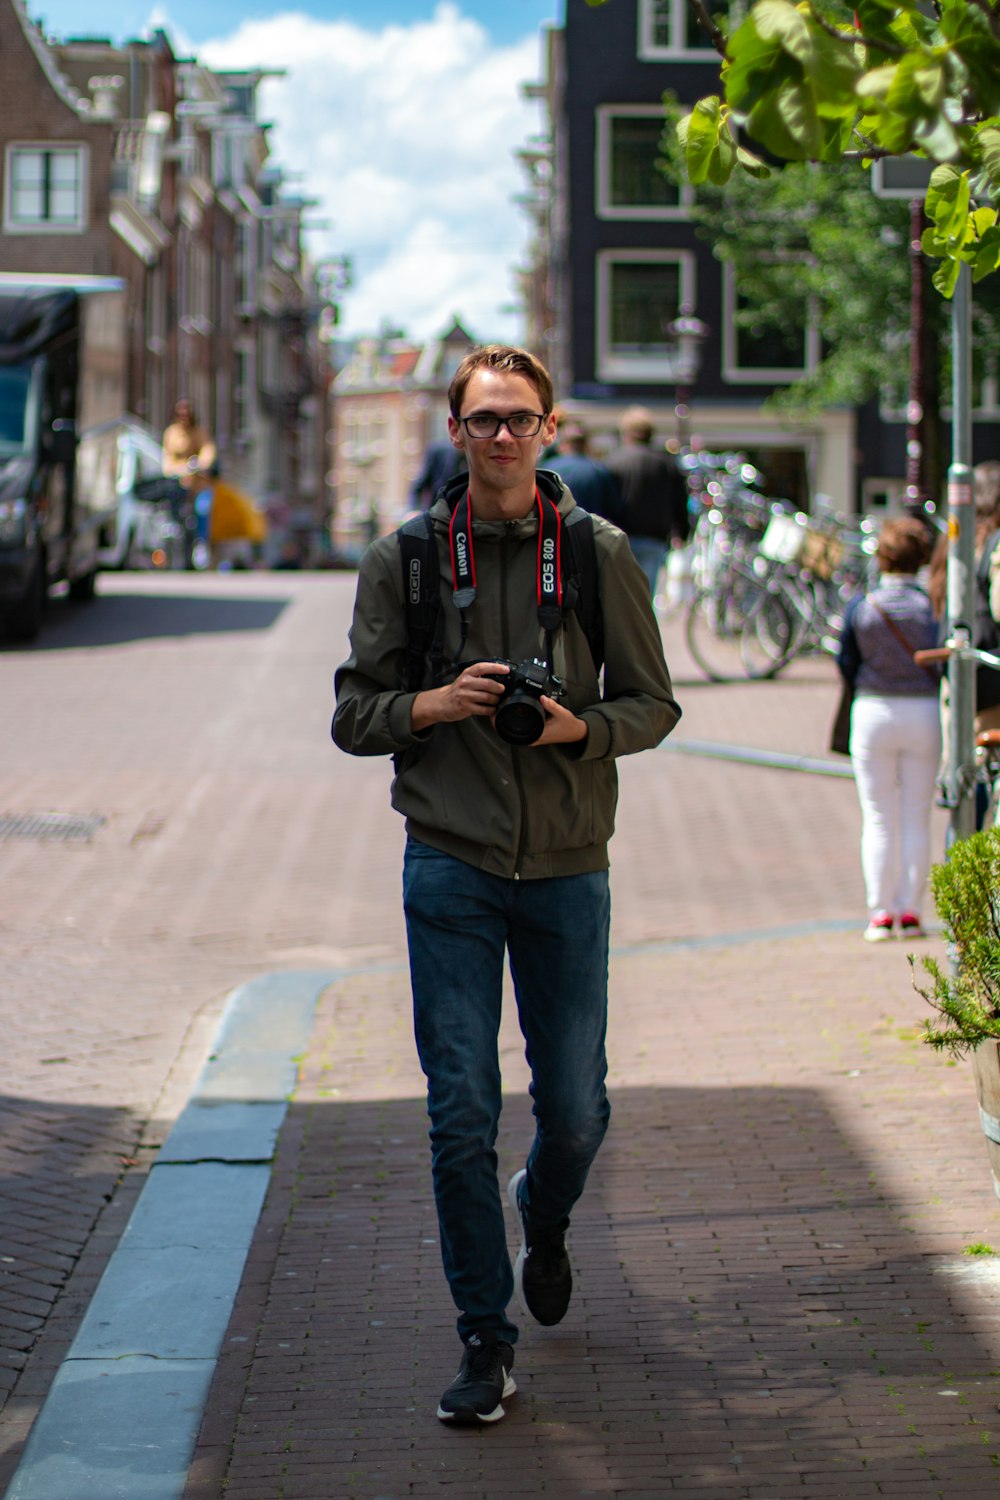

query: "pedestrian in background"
xmin=161 ymin=398 xmax=216 ymax=569
xmin=544 ymin=419 xmax=621 ymax=522
xmin=333 ymin=344 xmax=679 ymax=1426
xmin=837 ymin=517 xmax=940 ymax=942
xmin=604 ymin=407 xmax=690 ymax=597
xmin=409 ymin=437 xmax=466 ymax=511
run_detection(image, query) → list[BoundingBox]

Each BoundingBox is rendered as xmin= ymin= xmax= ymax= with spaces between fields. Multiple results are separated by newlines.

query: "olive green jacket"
xmin=332 ymin=478 xmax=680 ymax=878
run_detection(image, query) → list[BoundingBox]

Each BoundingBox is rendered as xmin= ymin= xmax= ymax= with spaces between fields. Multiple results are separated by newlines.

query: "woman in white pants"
xmin=837 ymin=518 xmax=941 ymax=942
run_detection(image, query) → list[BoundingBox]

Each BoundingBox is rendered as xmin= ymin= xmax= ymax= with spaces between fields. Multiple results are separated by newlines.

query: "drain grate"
xmin=0 ymin=812 xmax=105 ymax=843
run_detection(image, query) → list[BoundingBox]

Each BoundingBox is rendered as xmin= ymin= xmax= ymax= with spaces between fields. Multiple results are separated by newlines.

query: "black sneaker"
xmin=436 ymin=1332 xmax=516 ymax=1424
xmin=507 ymin=1168 xmax=572 ymax=1326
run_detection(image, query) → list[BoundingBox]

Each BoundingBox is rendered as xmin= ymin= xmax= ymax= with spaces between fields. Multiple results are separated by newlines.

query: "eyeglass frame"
xmin=458 ymin=411 xmax=549 ymax=440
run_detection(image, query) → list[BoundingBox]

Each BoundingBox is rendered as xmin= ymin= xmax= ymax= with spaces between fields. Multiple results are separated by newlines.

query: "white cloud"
xmin=200 ymin=2 xmax=544 ymax=341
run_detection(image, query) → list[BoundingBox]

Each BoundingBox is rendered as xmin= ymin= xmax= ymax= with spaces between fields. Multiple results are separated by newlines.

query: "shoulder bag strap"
xmin=872 ymin=602 xmax=938 ymax=682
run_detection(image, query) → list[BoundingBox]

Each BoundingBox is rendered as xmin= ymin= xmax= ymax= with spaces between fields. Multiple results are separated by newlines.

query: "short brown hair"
xmin=876 ymin=516 xmax=932 ymax=574
xmin=448 ymin=345 xmax=554 ymax=418
xmin=620 ymin=406 xmax=655 ymax=443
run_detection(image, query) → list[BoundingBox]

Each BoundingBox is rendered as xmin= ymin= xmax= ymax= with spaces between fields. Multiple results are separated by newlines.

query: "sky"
xmin=33 ymin=0 xmax=563 ymax=343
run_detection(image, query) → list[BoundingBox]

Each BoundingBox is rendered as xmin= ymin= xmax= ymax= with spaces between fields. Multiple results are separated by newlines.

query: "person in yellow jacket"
xmin=161 ymin=399 xmax=217 ymax=569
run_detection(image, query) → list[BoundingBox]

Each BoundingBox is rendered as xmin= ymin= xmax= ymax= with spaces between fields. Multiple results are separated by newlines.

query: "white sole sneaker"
xmin=507 ymin=1168 xmax=530 ymax=1317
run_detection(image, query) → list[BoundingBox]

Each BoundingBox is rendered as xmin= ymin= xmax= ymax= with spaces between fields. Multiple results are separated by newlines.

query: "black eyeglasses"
xmin=459 ymin=411 xmax=547 ymax=440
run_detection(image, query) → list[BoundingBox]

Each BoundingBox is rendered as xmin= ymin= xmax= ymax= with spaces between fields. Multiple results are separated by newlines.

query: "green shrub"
xmin=911 ymin=827 xmax=1000 ymax=1057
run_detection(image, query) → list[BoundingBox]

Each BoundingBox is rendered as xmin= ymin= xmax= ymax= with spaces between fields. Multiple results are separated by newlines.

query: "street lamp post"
xmin=665 ymin=304 xmax=710 ymax=449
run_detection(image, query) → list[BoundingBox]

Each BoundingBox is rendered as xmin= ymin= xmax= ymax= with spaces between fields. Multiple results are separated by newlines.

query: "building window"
xmin=4 ymin=145 xmax=87 ymax=232
xmin=638 ymin=0 xmax=715 ymax=59
xmin=722 ymin=263 xmax=819 ymax=383
xmin=596 ymin=108 xmax=690 ymax=220
xmin=596 ymin=250 xmax=695 ymax=383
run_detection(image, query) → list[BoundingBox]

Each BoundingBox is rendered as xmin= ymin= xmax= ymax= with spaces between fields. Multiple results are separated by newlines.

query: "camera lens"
xmin=494 ymin=694 xmax=546 ymax=745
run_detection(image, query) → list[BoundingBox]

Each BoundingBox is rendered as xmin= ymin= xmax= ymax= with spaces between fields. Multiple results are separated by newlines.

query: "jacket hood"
xmin=429 ymin=467 xmax=573 ymax=532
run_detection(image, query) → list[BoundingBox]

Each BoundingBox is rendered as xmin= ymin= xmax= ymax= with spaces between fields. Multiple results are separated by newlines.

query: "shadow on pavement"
xmin=187 ymin=1085 xmax=1000 ymax=1499
xmin=0 ymin=1091 xmax=144 ymax=1448
xmin=2 ymin=592 xmax=291 ymax=651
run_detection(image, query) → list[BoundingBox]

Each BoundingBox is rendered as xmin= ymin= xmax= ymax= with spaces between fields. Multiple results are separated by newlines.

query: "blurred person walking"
xmin=545 ymin=420 xmax=621 ymax=522
xmin=409 ymin=437 xmax=466 ymax=511
xmin=604 ymin=406 xmax=690 ymax=596
xmin=162 ymin=398 xmax=216 ymax=569
xmin=836 ymin=517 xmax=941 ymax=942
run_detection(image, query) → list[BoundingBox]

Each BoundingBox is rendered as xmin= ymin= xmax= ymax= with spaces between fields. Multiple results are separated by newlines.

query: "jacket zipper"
xmin=503 ymin=524 xmax=528 ymax=879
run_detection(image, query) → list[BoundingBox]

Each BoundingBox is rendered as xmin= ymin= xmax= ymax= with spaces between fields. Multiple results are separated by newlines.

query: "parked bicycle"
xmin=678 ymin=450 xmax=881 ymax=682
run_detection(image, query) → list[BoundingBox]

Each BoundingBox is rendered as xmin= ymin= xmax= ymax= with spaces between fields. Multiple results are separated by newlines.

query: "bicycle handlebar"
xmin=915 ymin=642 xmax=1000 ymax=671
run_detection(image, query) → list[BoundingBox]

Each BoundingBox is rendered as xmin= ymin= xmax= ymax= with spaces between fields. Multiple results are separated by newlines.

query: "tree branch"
xmin=807 ymin=1 xmax=907 ymax=56
xmin=686 ymin=0 xmax=728 ymax=57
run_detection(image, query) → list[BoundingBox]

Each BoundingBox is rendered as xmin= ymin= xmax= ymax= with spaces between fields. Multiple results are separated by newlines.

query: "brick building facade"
xmin=0 ymin=0 xmax=334 ymax=548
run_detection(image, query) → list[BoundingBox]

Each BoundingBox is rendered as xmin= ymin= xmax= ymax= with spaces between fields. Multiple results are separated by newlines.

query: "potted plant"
xmin=912 ymin=827 xmax=1000 ymax=1197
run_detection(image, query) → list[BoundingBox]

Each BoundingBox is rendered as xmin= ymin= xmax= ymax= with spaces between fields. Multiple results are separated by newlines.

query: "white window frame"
xmin=596 ymin=249 xmax=696 ymax=384
xmin=721 ymin=262 xmax=820 ymax=384
xmin=3 ymin=143 xmax=88 ymax=234
xmin=595 ymin=106 xmax=692 ymax=221
xmin=638 ymin=0 xmax=716 ymax=61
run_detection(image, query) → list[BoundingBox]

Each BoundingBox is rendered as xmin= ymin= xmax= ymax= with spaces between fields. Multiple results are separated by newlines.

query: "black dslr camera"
xmin=488 ymin=658 xmax=565 ymax=746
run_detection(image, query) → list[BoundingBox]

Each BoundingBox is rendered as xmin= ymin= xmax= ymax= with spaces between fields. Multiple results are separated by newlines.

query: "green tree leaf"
xmin=707 ymin=127 xmax=738 ymax=185
xmin=932 ymin=249 xmax=963 ymax=297
xmin=724 ymin=17 xmax=791 ymax=115
xmin=925 ymin=165 xmax=971 ymax=242
xmin=971 ymin=225 xmax=1000 ymax=282
xmin=978 ymin=125 xmax=1000 ymax=191
xmin=748 ymin=77 xmax=823 ymax=158
xmin=752 ymin=0 xmax=815 ymax=64
xmin=678 ymin=98 xmax=726 ymax=185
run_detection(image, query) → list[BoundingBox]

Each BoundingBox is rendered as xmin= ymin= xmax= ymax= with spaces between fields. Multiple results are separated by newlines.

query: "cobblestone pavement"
xmin=186 ymin=939 xmax=1000 ymax=1500
xmin=4 ymin=568 xmax=988 ymax=1499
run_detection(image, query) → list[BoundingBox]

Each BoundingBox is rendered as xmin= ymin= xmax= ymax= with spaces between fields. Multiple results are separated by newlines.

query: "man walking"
xmin=605 ymin=406 xmax=690 ymax=596
xmin=332 ymin=346 xmax=679 ymax=1425
xmin=545 ymin=419 xmax=621 ymax=522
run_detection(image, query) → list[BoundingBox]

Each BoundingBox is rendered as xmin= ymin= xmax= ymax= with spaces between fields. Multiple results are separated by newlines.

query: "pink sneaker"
xmin=864 ymin=914 xmax=894 ymax=942
xmin=898 ymin=912 xmax=925 ymax=939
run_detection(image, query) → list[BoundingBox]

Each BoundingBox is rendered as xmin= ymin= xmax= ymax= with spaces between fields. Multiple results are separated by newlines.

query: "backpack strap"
xmin=563 ymin=505 xmax=604 ymax=674
xmin=398 ymin=511 xmax=444 ymax=691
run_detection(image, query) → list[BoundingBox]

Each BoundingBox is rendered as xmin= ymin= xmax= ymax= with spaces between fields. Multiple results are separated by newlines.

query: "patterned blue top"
xmin=837 ymin=576 xmax=940 ymax=697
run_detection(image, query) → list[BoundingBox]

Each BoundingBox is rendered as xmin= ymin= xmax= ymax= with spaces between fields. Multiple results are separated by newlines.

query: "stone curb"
xmin=0 ymin=970 xmax=337 ymax=1500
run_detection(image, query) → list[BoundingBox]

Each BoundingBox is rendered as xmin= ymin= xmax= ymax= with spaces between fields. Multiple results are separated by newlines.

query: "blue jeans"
xmin=402 ymin=838 xmax=611 ymax=1344
xmin=629 ymin=535 xmax=667 ymax=597
xmin=193 ymin=487 xmax=213 ymax=544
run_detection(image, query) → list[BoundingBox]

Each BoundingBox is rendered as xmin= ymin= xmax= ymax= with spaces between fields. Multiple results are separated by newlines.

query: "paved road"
xmin=2 ymin=568 xmax=979 ymax=1498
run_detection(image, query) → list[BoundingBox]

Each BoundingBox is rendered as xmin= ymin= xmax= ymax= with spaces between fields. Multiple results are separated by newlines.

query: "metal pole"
xmin=904 ymin=197 xmax=926 ymax=507
xmin=946 ymin=262 xmax=976 ymax=844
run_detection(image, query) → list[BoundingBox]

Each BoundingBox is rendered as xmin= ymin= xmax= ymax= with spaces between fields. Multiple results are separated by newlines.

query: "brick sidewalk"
xmin=185 ymin=930 xmax=1000 ymax=1500
xmin=0 ymin=571 xmax=980 ymax=1496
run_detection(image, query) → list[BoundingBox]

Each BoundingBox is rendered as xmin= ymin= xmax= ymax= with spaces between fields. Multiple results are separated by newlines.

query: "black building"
xmin=525 ymin=0 xmax=1000 ymax=515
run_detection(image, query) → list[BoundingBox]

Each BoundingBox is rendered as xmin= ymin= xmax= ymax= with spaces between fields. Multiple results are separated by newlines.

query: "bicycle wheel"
xmin=685 ymin=585 xmax=748 ymax=681
xmin=740 ymin=585 xmax=795 ymax=679
xmin=781 ymin=571 xmax=824 ymax=654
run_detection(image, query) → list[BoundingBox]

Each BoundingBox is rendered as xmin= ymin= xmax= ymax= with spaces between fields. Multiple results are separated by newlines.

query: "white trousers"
xmin=850 ymin=694 xmax=941 ymax=919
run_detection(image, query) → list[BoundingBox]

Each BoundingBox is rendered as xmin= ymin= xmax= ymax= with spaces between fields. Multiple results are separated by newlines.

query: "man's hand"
xmin=411 ymin=662 xmax=508 ymax=732
xmin=531 ymin=696 xmax=588 ymax=747
xmin=411 ymin=666 xmax=586 ymax=746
